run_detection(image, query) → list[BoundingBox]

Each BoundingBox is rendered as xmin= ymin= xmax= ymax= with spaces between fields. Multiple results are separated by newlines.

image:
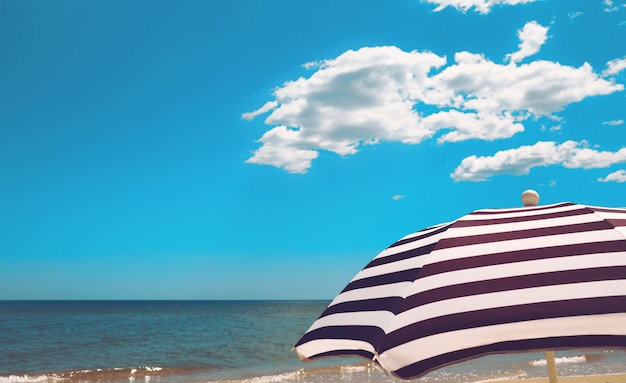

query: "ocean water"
xmin=1 ymin=301 xmax=625 ymax=383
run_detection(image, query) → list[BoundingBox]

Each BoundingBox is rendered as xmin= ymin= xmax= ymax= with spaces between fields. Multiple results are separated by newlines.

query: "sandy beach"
xmin=200 ymin=361 xmax=626 ymax=383
xmin=512 ymin=375 xmax=626 ymax=383
xmin=203 ymin=372 xmax=626 ymax=383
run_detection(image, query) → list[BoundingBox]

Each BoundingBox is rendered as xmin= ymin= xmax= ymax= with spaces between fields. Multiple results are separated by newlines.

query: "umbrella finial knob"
xmin=521 ymin=190 xmax=540 ymax=206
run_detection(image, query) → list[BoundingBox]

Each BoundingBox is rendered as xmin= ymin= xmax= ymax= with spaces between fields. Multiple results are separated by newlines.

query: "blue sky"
xmin=1 ymin=0 xmax=625 ymax=300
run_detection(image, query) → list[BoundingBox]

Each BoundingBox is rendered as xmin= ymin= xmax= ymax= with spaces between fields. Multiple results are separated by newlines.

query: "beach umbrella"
xmin=294 ymin=190 xmax=626 ymax=380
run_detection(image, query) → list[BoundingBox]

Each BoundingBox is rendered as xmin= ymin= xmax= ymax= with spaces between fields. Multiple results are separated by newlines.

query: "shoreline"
xmin=3 ymin=366 xmax=626 ymax=383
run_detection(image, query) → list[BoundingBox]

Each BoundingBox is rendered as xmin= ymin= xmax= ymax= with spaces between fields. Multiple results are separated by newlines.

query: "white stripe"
xmin=373 ymin=229 xmax=447 ymax=261
xmin=330 ymin=282 xmax=412 ymax=306
xmin=465 ymin=203 xmax=582 ymax=220
xmin=353 ymin=256 xmax=426 ymax=281
xmin=352 ymin=223 xmax=622 ymax=285
xmin=306 ymin=310 xmax=395 ymax=332
xmin=296 ymin=338 xmax=376 ymax=360
xmin=424 ymin=230 xmax=623 ymax=264
xmin=353 ymin=230 xmax=448 ymax=281
xmin=396 ymin=222 xmax=450 ymax=241
xmin=378 ymin=313 xmax=626 ymax=372
xmin=584 ymin=204 xmax=626 ymax=213
xmin=388 ymin=280 xmax=626 ymax=333
xmin=334 ymin=252 xmax=626 ymax=306
xmin=407 ymin=252 xmax=626 ymax=297
xmin=444 ymin=213 xmax=601 ymax=238
xmin=592 ymin=211 xmax=626 ymax=220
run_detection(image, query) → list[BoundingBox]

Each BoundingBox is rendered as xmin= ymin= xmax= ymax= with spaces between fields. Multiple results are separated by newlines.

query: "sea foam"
xmin=0 ymin=376 xmax=60 ymax=383
xmin=529 ymin=355 xmax=588 ymax=367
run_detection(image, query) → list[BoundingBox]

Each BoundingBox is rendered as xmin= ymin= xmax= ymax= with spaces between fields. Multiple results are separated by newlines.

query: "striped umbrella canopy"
xmin=294 ymin=191 xmax=626 ymax=380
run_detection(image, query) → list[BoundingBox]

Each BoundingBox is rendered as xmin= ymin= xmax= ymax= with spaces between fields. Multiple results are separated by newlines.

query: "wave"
xmin=204 ymin=362 xmax=385 ymax=383
xmin=207 ymin=370 xmax=306 ymax=383
xmin=0 ymin=363 xmax=385 ymax=383
xmin=2 ymin=352 xmax=621 ymax=383
xmin=0 ymin=376 xmax=50 ymax=383
xmin=527 ymin=353 xmax=607 ymax=367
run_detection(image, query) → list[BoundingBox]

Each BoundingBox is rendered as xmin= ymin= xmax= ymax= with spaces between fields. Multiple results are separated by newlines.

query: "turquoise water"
xmin=1 ymin=301 xmax=625 ymax=383
xmin=0 ymin=301 xmax=337 ymax=380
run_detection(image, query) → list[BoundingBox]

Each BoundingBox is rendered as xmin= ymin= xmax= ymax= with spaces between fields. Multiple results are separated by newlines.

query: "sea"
xmin=1 ymin=301 xmax=625 ymax=383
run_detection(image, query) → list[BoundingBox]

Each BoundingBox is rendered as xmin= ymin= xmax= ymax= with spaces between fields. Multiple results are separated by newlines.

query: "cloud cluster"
xmin=423 ymin=0 xmax=538 ymax=14
xmin=451 ymin=141 xmax=626 ymax=181
xmin=244 ymin=21 xmax=623 ymax=177
xmin=244 ymin=14 xmax=626 ymax=185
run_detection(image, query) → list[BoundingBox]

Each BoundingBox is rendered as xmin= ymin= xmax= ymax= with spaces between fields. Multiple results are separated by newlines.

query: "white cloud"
xmin=603 ymin=119 xmax=625 ymax=126
xmin=436 ymin=52 xmax=621 ymax=115
xmin=392 ymin=194 xmax=405 ymax=201
xmin=505 ymin=21 xmax=549 ymax=63
xmin=568 ymin=11 xmax=584 ymax=20
xmin=245 ymin=125 xmax=319 ymax=174
xmin=244 ymin=47 xmax=446 ymax=173
xmin=603 ymin=0 xmax=619 ymax=12
xmin=241 ymin=101 xmax=278 ymax=121
xmin=545 ymin=124 xmax=562 ymax=132
xmin=423 ymin=0 xmax=538 ymax=14
xmin=598 ymin=169 xmax=626 ymax=182
xmin=423 ymin=109 xmax=524 ymax=143
xmin=303 ymin=61 xmax=322 ymax=70
xmin=451 ymin=140 xmax=626 ymax=181
xmin=603 ymin=56 xmax=626 ymax=76
xmin=244 ymin=46 xmax=623 ymax=174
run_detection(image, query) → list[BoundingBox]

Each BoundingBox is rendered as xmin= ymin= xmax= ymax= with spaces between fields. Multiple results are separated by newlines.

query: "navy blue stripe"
xmin=319 ymin=297 xmax=406 ymax=318
xmin=403 ymin=266 xmax=626 ymax=312
xmin=607 ymin=218 xmax=626 ymax=227
xmin=453 ymin=207 xmax=593 ymax=227
xmin=422 ymin=240 xmax=626 ymax=277
xmin=364 ymin=243 xmax=436 ymax=269
xmin=341 ymin=268 xmax=421 ymax=293
xmin=379 ymin=296 xmax=626 ymax=353
xmin=394 ymin=335 xmax=626 ymax=380
xmin=301 ymin=349 xmax=374 ymax=362
xmin=436 ymin=221 xmax=615 ymax=250
xmin=294 ymin=325 xmax=385 ymax=348
xmin=587 ymin=206 xmax=626 ymax=214
xmin=455 ymin=206 xmax=589 ymax=227
xmin=389 ymin=223 xmax=450 ymax=248
xmin=316 ymin=267 xmax=626 ymax=318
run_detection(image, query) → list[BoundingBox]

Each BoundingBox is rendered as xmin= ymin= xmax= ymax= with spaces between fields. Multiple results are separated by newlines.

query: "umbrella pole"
xmin=523 ymin=194 xmax=559 ymax=383
xmin=546 ymin=351 xmax=558 ymax=383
